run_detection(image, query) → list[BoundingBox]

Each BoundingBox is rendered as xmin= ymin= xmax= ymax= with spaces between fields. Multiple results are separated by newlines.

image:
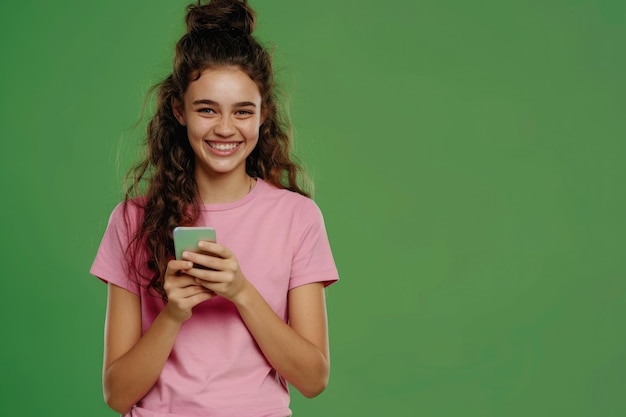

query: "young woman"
xmin=90 ymin=1 xmax=339 ymax=416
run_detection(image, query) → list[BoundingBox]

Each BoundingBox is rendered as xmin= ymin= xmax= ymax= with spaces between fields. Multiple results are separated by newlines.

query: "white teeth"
xmin=208 ymin=142 xmax=239 ymax=151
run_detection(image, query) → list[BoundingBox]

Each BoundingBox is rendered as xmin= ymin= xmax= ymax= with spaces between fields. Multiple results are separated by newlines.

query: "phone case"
xmin=173 ymin=226 xmax=217 ymax=260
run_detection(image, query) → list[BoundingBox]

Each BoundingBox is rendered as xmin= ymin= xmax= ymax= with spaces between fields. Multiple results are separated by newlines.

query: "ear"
xmin=172 ymin=98 xmax=186 ymax=126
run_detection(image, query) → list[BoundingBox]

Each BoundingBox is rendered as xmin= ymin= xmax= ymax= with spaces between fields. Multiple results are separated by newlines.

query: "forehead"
xmin=185 ymin=67 xmax=261 ymax=103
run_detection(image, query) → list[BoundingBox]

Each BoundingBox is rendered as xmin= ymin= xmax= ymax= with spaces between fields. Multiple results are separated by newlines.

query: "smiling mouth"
xmin=206 ymin=141 xmax=241 ymax=151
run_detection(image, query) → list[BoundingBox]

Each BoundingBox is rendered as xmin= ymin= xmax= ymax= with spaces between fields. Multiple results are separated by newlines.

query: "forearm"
xmin=104 ymin=311 xmax=182 ymax=413
xmin=233 ymin=283 xmax=329 ymax=398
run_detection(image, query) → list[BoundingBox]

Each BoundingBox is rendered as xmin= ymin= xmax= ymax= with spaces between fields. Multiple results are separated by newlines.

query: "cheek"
xmin=241 ymin=122 xmax=261 ymax=142
xmin=186 ymin=123 xmax=207 ymax=142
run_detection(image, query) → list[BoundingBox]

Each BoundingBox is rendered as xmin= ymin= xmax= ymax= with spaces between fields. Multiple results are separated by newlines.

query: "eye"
xmin=199 ymin=108 xmax=216 ymax=114
xmin=236 ymin=110 xmax=254 ymax=116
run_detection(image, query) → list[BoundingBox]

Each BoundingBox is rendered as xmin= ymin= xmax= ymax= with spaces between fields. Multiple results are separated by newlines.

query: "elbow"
xmin=297 ymin=357 xmax=330 ymax=398
xmin=300 ymin=380 xmax=328 ymax=398
xmin=104 ymin=390 xmax=134 ymax=415
xmin=103 ymin=375 xmax=135 ymax=415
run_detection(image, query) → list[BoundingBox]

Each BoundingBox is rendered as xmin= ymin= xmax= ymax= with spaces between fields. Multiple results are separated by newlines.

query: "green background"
xmin=1 ymin=0 xmax=624 ymax=416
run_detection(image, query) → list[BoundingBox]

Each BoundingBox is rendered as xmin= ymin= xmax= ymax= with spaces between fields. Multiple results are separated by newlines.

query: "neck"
xmin=195 ymin=170 xmax=254 ymax=204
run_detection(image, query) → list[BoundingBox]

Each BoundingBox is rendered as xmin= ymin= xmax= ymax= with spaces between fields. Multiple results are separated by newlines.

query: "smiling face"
xmin=173 ymin=66 xmax=263 ymax=182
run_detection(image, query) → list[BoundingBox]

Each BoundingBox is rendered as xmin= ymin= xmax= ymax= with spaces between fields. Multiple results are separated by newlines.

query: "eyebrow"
xmin=192 ymin=99 xmax=257 ymax=108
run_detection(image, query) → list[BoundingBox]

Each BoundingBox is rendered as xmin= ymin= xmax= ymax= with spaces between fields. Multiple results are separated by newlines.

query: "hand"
xmin=162 ymin=259 xmax=216 ymax=322
xmin=181 ymin=241 xmax=249 ymax=302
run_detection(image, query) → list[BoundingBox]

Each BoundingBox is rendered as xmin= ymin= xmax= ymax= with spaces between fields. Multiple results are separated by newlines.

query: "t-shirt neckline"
xmin=201 ymin=177 xmax=265 ymax=212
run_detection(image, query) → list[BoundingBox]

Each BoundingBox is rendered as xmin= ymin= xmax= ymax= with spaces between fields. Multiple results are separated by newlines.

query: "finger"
xmin=193 ymin=271 xmax=243 ymax=301
xmin=187 ymin=268 xmax=225 ymax=285
xmin=192 ymin=277 xmax=227 ymax=298
xmin=163 ymin=273 xmax=205 ymax=296
xmin=167 ymin=259 xmax=194 ymax=274
xmin=175 ymin=284 xmax=215 ymax=299
xmin=164 ymin=287 xmax=214 ymax=321
xmin=197 ymin=241 xmax=232 ymax=259
xmin=167 ymin=285 xmax=215 ymax=305
xmin=186 ymin=290 xmax=215 ymax=307
xmin=182 ymin=250 xmax=225 ymax=272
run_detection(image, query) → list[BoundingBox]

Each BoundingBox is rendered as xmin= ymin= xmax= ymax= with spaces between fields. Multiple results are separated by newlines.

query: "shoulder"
xmin=258 ymin=180 xmax=324 ymax=223
xmin=106 ymin=197 xmax=147 ymax=233
xmin=258 ymin=179 xmax=318 ymax=211
xmin=110 ymin=196 xmax=146 ymax=216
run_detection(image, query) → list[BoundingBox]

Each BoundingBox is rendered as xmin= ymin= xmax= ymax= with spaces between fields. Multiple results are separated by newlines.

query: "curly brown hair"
xmin=123 ymin=0 xmax=310 ymax=299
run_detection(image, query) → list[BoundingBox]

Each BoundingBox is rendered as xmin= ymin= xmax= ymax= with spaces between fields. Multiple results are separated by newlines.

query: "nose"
xmin=215 ymin=115 xmax=235 ymax=137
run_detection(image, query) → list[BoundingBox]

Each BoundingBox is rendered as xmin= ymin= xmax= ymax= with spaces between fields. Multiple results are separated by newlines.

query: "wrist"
xmin=161 ymin=303 xmax=191 ymax=325
xmin=231 ymin=279 xmax=257 ymax=310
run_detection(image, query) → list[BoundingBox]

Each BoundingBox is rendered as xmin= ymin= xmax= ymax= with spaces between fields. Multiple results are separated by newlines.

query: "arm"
xmin=235 ymin=281 xmax=330 ymax=397
xmin=183 ymin=242 xmax=331 ymax=397
xmin=102 ymin=260 xmax=214 ymax=413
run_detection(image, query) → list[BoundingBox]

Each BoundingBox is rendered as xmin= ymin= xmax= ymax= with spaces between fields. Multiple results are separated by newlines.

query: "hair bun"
xmin=186 ymin=0 xmax=255 ymax=35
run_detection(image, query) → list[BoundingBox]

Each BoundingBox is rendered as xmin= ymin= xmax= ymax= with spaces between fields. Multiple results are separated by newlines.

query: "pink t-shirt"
xmin=90 ymin=179 xmax=339 ymax=417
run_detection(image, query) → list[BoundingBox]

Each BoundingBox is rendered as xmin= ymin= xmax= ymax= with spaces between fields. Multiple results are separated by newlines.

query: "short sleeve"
xmin=289 ymin=199 xmax=339 ymax=290
xmin=90 ymin=202 xmax=141 ymax=295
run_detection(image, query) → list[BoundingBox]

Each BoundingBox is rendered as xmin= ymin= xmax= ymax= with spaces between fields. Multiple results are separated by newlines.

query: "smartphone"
xmin=173 ymin=226 xmax=217 ymax=260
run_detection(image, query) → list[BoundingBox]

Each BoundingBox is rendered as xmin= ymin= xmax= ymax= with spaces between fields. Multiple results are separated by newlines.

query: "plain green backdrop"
xmin=1 ymin=0 xmax=624 ymax=416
